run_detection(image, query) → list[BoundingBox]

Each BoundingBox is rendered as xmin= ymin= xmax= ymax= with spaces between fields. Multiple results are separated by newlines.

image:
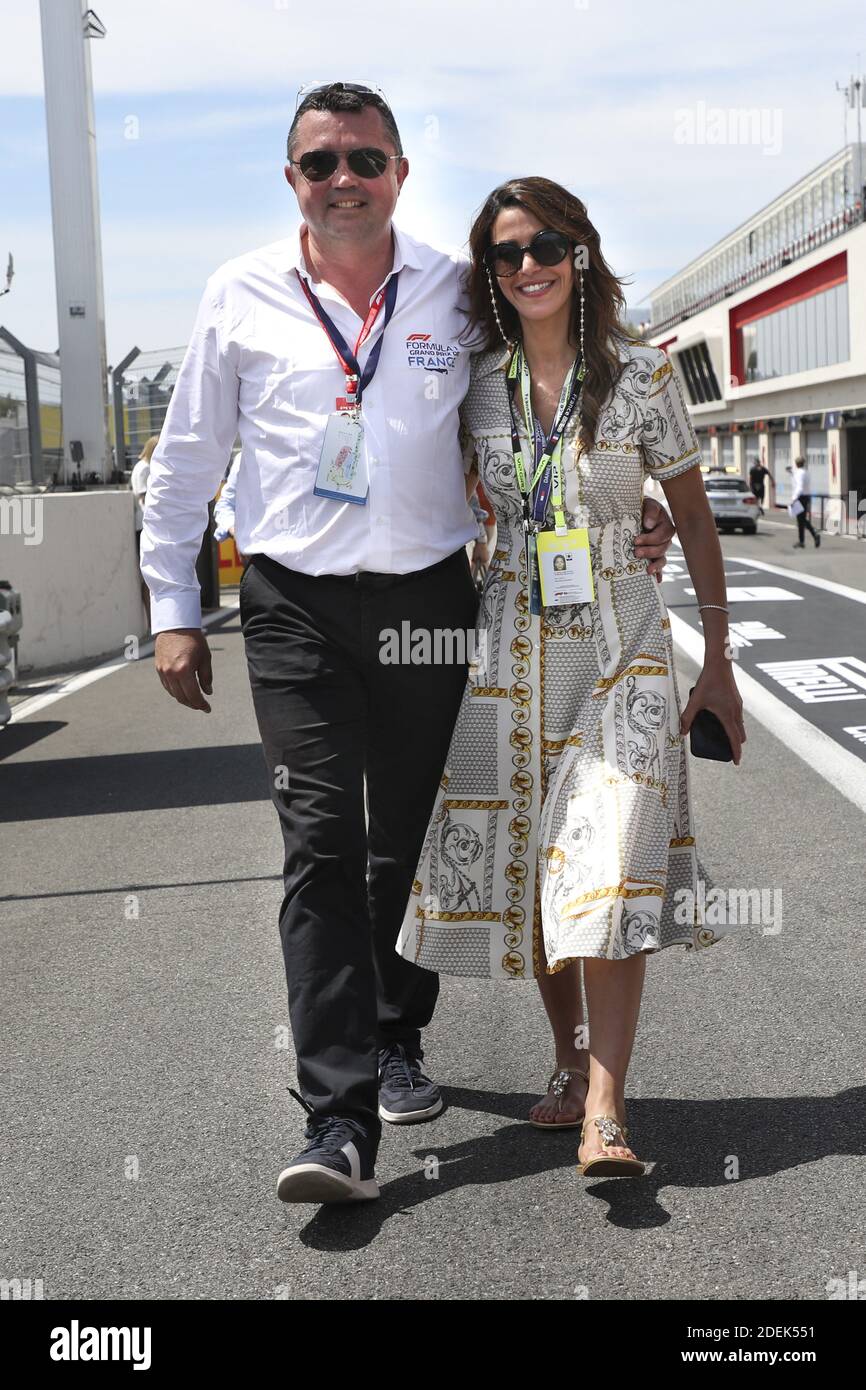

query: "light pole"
xmin=836 ymin=65 xmax=866 ymax=220
xmin=38 ymin=1 xmax=111 ymax=483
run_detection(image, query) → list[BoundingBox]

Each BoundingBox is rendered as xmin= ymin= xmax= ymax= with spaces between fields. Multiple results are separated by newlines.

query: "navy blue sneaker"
xmin=277 ymin=1091 xmax=379 ymax=1203
xmin=378 ymin=1042 xmax=443 ymax=1124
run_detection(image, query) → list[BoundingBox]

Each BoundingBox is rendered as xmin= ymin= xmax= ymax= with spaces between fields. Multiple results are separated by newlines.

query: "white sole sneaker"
xmin=378 ymin=1095 xmax=444 ymax=1124
xmin=276 ymin=1162 xmax=379 ymax=1204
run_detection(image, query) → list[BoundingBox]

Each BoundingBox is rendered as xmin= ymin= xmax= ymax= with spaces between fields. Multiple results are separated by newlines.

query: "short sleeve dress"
xmin=395 ymin=338 xmax=724 ymax=980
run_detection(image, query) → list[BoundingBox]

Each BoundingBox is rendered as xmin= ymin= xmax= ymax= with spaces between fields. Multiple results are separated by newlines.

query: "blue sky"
xmin=1 ymin=0 xmax=864 ymax=361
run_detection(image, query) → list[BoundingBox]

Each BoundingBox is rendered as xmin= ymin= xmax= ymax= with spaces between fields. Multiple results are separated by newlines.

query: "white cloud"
xmin=3 ymin=0 xmax=864 ymax=352
xmin=3 ymin=0 xmax=860 ymax=97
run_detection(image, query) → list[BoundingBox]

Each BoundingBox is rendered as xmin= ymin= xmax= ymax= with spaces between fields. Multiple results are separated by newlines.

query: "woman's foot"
xmin=528 ymin=1061 xmax=589 ymax=1127
xmin=577 ymin=1108 xmax=643 ymax=1173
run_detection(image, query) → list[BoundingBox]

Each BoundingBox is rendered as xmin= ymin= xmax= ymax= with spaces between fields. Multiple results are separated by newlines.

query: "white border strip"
xmin=727 ymin=555 xmax=866 ymax=604
xmin=669 ymin=611 xmax=866 ymax=815
xmin=670 ymin=538 xmax=866 ymax=604
xmin=6 ymin=599 xmax=239 ymax=725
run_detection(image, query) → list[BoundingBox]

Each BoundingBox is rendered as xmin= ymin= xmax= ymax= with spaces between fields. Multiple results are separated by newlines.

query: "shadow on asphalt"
xmin=0 ymin=719 xmax=67 ymax=758
xmin=291 ymin=1083 xmax=866 ymax=1246
xmin=0 ymin=870 xmax=281 ymax=903
xmin=0 ymin=742 xmax=271 ymax=820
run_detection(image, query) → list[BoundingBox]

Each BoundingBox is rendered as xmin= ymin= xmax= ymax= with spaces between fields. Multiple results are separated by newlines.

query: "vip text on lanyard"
xmin=506 ymin=344 xmax=583 ymax=535
xmin=296 ymin=269 xmax=400 ymax=413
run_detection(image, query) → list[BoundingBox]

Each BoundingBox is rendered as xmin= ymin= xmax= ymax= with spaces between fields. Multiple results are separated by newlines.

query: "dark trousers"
xmin=239 ymin=547 xmax=479 ymax=1131
xmin=796 ymin=495 xmax=818 ymax=544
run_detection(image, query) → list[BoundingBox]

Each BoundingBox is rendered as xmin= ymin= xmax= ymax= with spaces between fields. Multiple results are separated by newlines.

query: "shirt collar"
xmin=287 ymin=220 xmax=423 ymax=285
xmin=474 ymin=344 xmax=514 ymax=378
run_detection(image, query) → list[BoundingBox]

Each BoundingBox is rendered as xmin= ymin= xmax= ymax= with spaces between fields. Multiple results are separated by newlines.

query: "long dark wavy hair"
xmin=466 ymin=176 xmax=633 ymax=453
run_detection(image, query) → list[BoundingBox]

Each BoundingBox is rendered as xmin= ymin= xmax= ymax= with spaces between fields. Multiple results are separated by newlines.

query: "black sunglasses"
xmin=484 ymin=228 xmax=572 ymax=278
xmin=290 ymin=147 xmax=402 ymax=182
xmin=294 ymin=81 xmax=387 ymax=112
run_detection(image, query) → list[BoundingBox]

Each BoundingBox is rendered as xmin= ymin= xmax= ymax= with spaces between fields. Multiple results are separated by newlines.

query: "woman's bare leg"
xmin=578 ymin=952 xmax=647 ymax=1161
xmin=529 ymin=936 xmax=589 ymax=1124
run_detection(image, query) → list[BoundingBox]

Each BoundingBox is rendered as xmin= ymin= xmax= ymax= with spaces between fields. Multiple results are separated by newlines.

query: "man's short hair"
xmin=287 ymin=84 xmax=403 ymax=160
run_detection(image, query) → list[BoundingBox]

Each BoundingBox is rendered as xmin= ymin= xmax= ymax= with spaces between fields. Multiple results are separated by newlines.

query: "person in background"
xmin=748 ymin=456 xmax=771 ymax=515
xmin=213 ymin=451 xmax=248 ymax=565
xmin=130 ymin=435 xmax=160 ymax=631
xmin=790 ymin=455 xmax=821 ymax=549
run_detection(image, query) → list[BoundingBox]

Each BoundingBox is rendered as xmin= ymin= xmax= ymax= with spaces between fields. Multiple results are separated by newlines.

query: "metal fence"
xmin=0 ymin=336 xmax=191 ymax=485
xmin=0 ymin=337 xmax=62 ymax=487
xmin=113 ymin=347 xmax=185 ymax=472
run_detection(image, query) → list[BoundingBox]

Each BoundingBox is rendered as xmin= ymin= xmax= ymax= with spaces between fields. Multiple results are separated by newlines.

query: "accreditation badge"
xmin=536 ymin=528 xmax=594 ymax=606
xmin=313 ymin=412 xmax=368 ymax=504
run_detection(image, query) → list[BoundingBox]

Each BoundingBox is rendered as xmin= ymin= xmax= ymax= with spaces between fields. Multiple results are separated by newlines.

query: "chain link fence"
xmin=0 ymin=339 xmax=62 ymax=488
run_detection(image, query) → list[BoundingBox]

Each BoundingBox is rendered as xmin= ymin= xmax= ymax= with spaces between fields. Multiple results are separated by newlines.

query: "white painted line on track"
xmin=668 ymin=611 xmax=866 ymax=816
xmin=671 ymin=539 xmax=866 ymax=603
xmin=727 ymin=556 xmax=866 ymax=605
xmin=684 ymin=585 xmax=802 ymax=602
xmin=6 ymin=599 xmax=240 ymax=725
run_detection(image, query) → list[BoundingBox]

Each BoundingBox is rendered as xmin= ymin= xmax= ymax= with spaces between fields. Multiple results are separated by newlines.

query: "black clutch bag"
xmin=688 ymin=687 xmax=734 ymax=762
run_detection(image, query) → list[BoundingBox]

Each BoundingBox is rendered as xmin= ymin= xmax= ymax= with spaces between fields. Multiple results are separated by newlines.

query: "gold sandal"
xmin=528 ymin=1066 xmax=589 ymax=1130
xmin=577 ymin=1113 xmax=646 ymax=1176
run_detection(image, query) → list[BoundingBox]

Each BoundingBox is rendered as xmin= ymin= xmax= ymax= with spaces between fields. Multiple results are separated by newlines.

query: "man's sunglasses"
xmin=484 ymin=228 xmax=572 ymax=278
xmin=294 ymin=80 xmax=386 ymax=111
xmin=289 ymin=147 xmax=402 ymax=182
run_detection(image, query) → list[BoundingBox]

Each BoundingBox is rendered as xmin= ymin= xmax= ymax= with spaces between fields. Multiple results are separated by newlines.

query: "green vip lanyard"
xmin=506 ymin=344 xmax=584 ymax=536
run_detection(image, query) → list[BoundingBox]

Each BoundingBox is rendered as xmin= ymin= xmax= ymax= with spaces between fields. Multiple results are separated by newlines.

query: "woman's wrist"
xmin=701 ymin=647 xmax=733 ymax=672
xmin=696 ymin=604 xmax=729 ymax=662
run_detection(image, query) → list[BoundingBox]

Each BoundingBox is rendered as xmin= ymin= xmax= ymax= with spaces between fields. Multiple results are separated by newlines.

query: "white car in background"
xmin=703 ymin=472 xmax=760 ymax=534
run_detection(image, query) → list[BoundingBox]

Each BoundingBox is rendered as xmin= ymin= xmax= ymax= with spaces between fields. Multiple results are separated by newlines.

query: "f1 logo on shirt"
xmin=406 ymin=332 xmax=460 ymax=373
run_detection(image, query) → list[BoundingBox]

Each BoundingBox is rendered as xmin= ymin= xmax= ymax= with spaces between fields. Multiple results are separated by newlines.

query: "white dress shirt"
xmin=791 ymin=466 xmax=811 ymax=500
xmin=140 ymin=223 xmax=478 ymax=632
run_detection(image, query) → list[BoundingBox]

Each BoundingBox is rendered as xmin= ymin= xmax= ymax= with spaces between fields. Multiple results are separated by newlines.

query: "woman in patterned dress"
xmin=396 ymin=177 xmax=745 ymax=1176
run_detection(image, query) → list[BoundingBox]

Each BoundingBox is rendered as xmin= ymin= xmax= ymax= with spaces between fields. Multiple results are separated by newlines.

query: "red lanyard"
xmin=354 ymin=290 xmax=388 ymax=354
xmin=296 ymin=271 xmax=399 ymax=409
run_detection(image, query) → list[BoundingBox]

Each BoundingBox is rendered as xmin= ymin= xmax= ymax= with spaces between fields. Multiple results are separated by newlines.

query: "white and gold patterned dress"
xmin=396 ymin=339 xmax=722 ymax=979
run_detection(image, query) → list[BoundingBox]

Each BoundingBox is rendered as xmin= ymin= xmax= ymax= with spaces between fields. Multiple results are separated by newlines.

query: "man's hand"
xmin=635 ymin=496 xmax=676 ymax=582
xmin=471 ymin=539 xmax=491 ymax=570
xmin=154 ymin=629 xmax=214 ymax=712
xmin=227 ymin=524 xmax=247 ymax=566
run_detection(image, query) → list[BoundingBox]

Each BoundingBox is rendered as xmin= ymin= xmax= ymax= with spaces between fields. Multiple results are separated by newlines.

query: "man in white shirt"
xmin=212 ymin=452 xmax=247 ymax=564
xmin=790 ymin=455 xmax=821 ymax=548
xmin=141 ymin=82 xmax=676 ymax=1205
xmin=130 ymin=443 xmax=156 ymax=630
xmin=130 ymin=454 xmax=150 ymax=534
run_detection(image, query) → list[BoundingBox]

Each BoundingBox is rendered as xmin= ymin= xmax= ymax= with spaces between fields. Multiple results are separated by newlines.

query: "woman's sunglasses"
xmin=484 ymin=228 xmax=572 ymax=278
xmin=289 ymin=147 xmax=402 ymax=183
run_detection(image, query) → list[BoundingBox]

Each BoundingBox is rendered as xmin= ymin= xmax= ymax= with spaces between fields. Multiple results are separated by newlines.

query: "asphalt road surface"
xmin=2 ymin=513 xmax=865 ymax=1301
